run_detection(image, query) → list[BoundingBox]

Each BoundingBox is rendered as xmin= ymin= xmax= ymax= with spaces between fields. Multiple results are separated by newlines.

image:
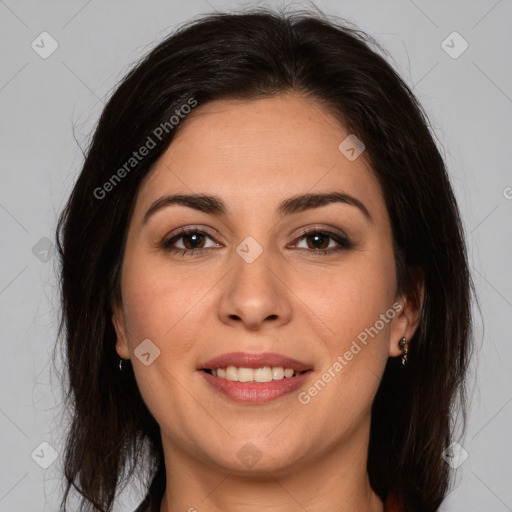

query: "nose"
xmin=217 ymin=246 xmax=293 ymax=331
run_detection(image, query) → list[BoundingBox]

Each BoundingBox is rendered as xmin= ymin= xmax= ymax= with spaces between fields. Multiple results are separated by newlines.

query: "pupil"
xmin=308 ymin=234 xmax=328 ymax=249
xmin=185 ymin=233 xmax=203 ymax=249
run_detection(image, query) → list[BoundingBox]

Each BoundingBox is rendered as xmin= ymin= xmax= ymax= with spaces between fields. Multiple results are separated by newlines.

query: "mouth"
xmin=198 ymin=352 xmax=313 ymax=403
xmin=201 ymin=366 xmax=308 ymax=382
xmin=198 ymin=351 xmax=313 ymax=382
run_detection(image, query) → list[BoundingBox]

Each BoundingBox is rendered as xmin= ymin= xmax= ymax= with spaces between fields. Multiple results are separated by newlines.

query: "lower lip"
xmin=199 ymin=370 xmax=313 ymax=403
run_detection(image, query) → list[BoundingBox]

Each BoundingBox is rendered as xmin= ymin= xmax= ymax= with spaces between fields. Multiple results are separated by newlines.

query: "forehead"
xmin=136 ymin=93 xmax=385 ymax=219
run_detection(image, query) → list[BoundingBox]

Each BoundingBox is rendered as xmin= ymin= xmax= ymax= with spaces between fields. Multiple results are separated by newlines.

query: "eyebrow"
xmin=143 ymin=191 xmax=372 ymax=223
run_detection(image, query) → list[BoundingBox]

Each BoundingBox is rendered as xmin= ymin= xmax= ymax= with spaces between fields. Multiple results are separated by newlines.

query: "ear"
xmin=388 ymin=266 xmax=424 ymax=358
xmin=111 ymin=299 xmax=130 ymax=359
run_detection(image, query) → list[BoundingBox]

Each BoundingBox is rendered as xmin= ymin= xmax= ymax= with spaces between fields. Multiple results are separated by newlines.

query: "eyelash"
xmin=161 ymin=227 xmax=353 ymax=257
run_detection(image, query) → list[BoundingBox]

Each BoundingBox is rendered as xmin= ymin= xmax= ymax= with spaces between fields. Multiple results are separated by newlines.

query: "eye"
xmin=161 ymin=226 xmax=352 ymax=257
xmin=291 ymin=228 xmax=353 ymax=255
xmin=161 ymin=228 xmax=221 ymax=256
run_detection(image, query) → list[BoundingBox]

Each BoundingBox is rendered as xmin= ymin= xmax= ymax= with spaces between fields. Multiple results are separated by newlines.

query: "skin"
xmin=112 ymin=92 xmax=423 ymax=512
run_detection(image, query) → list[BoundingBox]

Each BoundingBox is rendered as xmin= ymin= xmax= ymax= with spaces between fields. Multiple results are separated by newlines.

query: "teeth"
xmin=238 ymin=367 xmax=254 ymax=382
xmin=255 ymin=367 xmax=273 ymax=382
xmin=272 ymin=367 xmax=284 ymax=380
xmin=207 ymin=366 xmax=302 ymax=383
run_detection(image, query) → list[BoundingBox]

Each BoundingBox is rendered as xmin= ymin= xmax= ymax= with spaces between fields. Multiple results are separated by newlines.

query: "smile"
xmin=199 ymin=367 xmax=313 ymax=403
xmin=203 ymin=365 xmax=304 ymax=382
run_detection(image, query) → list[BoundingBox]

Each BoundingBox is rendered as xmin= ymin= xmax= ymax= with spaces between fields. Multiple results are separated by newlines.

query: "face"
xmin=112 ymin=92 xmax=420 ymax=477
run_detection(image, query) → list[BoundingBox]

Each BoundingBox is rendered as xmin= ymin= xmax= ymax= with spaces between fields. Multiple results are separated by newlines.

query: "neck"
xmin=158 ymin=418 xmax=384 ymax=512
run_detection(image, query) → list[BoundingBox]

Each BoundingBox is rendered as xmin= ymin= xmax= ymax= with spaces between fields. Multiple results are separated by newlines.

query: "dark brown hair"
xmin=55 ymin=6 xmax=474 ymax=511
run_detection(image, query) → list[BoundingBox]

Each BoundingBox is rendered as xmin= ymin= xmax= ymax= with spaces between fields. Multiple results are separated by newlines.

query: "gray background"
xmin=1 ymin=0 xmax=511 ymax=510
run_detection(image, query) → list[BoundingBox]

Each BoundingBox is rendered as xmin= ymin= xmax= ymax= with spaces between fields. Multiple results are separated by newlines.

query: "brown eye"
xmin=181 ymin=232 xmax=206 ymax=249
xmin=292 ymin=229 xmax=353 ymax=254
xmin=161 ymin=228 xmax=221 ymax=255
xmin=305 ymin=232 xmax=330 ymax=250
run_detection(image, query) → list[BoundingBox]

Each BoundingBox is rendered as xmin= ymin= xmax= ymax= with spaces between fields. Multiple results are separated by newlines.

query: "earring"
xmin=398 ymin=337 xmax=408 ymax=366
xmin=118 ymin=357 xmax=124 ymax=371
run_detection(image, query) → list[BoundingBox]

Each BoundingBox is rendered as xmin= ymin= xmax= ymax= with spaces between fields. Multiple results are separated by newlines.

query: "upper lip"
xmin=199 ymin=352 xmax=313 ymax=372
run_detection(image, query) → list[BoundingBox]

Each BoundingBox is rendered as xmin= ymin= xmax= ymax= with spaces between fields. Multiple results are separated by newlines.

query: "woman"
xmin=55 ymin=6 xmax=474 ymax=512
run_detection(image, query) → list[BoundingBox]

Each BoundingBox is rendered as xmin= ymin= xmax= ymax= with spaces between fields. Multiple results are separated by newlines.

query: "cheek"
xmin=120 ymin=250 xmax=201 ymax=342
xmin=118 ymin=256 xmax=201 ymax=421
xmin=294 ymin=246 xmax=397 ymax=415
xmin=118 ymin=250 xmax=221 ymax=396
xmin=297 ymin=265 xmax=394 ymax=426
xmin=298 ymin=249 xmax=396 ymax=344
